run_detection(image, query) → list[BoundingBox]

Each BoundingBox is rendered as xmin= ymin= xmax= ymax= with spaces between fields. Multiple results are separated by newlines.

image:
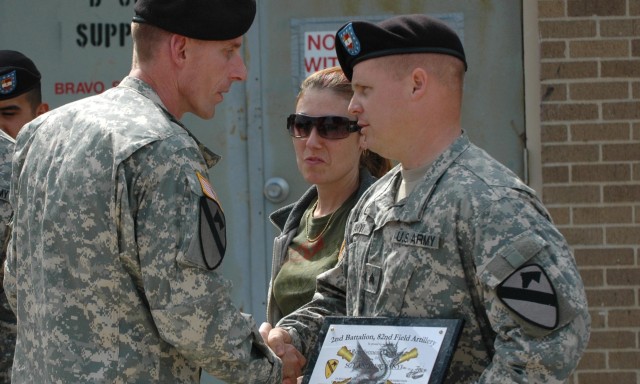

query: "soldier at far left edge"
xmin=0 ymin=49 xmax=49 ymax=384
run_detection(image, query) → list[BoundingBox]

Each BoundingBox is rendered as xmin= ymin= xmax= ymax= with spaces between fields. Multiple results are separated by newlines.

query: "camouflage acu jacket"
xmin=0 ymin=130 xmax=15 ymax=384
xmin=3 ymin=76 xmax=281 ymax=383
xmin=278 ymin=134 xmax=590 ymax=383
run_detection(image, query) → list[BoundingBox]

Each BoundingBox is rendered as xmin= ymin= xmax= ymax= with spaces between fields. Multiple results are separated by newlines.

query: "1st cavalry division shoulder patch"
xmin=496 ymin=264 xmax=559 ymax=329
xmin=196 ymin=171 xmax=226 ymax=270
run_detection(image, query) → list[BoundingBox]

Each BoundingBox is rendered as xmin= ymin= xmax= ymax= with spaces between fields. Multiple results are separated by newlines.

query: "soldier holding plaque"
xmin=263 ymin=14 xmax=590 ymax=384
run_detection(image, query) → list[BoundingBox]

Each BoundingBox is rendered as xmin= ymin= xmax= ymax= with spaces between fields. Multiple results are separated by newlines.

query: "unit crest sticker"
xmin=0 ymin=70 xmax=17 ymax=95
xmin=338 ymin=23 xmax=361 ymax=56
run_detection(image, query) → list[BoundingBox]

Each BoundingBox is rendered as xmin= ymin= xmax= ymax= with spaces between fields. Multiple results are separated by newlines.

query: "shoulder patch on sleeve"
xmin=497 ymin=264 xmax=559 ymax=330
xmin=196 ymin=172 xmax=226 ymax=270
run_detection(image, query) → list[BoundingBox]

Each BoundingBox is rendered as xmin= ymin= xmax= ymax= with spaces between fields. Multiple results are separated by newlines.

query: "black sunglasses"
xmin=287 ymin=114 xmax=360 ymax=140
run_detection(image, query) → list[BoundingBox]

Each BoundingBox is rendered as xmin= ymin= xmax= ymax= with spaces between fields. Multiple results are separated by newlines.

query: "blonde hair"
xmin=297 ymin=66 xmax=352 ymax=103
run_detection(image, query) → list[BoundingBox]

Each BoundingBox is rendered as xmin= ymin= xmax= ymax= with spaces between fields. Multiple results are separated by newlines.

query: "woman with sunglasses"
xmin=264 ymin=66 xmax=391 ymax=328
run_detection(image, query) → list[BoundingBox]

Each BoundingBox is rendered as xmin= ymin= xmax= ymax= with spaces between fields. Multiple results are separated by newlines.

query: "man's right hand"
xmin=259 ymin=323 xmax=306 ymax=382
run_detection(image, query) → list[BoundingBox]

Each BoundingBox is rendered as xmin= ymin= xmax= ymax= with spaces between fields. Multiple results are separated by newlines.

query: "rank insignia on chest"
xmin=196 ymin=171 xmax=226 ymax=270
xmin=364 ymin=263 xmax=382 ymax=294
xmin=497 ymin=264 xmax=559 ymax=329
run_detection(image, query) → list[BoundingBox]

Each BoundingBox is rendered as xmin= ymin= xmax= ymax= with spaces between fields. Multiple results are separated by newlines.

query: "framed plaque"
xmin=301 ymin=317 xmax=464 ymax=384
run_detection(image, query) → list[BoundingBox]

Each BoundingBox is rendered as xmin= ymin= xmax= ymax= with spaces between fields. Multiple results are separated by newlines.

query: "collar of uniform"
xmin=399 ymin=133 xmax=470 ymax=221
xmin=117 ymin=76 xmax=221 ymax=169
xmin=118 ymin=76 xmax=165 ymax=107
xmin=0 ymin=129 xmax=15 ymax=144
xmin=365 ymin=133 xmax=470 ymax=225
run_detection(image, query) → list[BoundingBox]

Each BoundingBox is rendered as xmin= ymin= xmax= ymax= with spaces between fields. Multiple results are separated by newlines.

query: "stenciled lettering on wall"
xmin=76 ymin=23 xmax=131 ymax=48
xmin=89 ymin=0 xmax=136 ymax=8
xmin=76 ymin=0 xmax=136 ymax=48
xmin=54 ymin=81 xmax=122 ymax=96
xmin=55 ymin=0 xmax=136 ymax=98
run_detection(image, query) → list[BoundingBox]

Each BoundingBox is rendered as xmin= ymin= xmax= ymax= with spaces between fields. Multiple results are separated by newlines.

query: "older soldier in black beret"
xmin=0 ymin=50 xmax=49 ymax=138
xmin=4 ymin=1 xmax=304 ymax=383
xmin=265 ymin=14 xmax=590 ymax=384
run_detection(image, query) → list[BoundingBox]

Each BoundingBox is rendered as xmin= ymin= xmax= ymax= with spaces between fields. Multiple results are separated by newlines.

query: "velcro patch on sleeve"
xmin=478 ymin=231 xmax=547 ymax=288
xmin=497 ymin=264 xmax=559 ymax=330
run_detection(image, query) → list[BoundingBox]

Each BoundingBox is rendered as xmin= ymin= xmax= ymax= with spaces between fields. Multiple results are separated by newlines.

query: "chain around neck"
xmin=306 ymin=199 xmax=337 ymax=243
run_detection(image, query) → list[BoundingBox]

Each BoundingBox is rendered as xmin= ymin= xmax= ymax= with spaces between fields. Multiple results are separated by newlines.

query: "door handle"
xmin=264 ymin=177 xmax=290 ymax=203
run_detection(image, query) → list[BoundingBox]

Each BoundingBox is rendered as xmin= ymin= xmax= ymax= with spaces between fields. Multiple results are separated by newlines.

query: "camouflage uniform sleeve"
xmin=3 ymin=226 xmax=16 ymax=314
xmin=2 ymin=203 xmax=17 ymax=384
xmin=0 ymin=136 xmax=15 ymax=311
xmin=129 ymin=143 xmax=281 ymax=383
xmin=0 ymin=156 xmax=15 ymax=382
xmin=473 ymin=193 xmax=590 ymax=383
xmin=276 ymin=247 xmax=348 ymax=357
xmin=0 ymin=235 xmax=16 ymax=384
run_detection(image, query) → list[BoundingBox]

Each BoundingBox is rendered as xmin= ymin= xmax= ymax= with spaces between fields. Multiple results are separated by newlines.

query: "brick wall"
xmin=538 ymin=0 xmax=640 ymax=383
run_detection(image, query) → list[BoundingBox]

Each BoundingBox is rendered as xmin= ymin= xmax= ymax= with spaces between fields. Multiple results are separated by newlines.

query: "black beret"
xmin=335 ymin=14 xmax=467 ymax=81
xmin=0 ymin=50 xmax=41 ymax=101
xmin=133 ymin=0 xmax=256 ymax=41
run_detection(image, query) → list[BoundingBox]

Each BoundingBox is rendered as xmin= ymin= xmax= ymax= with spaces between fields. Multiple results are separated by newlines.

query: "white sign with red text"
xmin=303 ymin=31 xmax=340 ymax=78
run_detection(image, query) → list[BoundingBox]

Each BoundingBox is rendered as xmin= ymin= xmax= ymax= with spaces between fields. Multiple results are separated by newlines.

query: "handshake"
xmin=259 ymin=322 xmax=307 ymax=384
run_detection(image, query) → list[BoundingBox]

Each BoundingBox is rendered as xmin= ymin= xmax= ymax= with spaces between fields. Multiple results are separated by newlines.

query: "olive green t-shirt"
xmin=273 ymin=193 xmax=358 ymax=317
